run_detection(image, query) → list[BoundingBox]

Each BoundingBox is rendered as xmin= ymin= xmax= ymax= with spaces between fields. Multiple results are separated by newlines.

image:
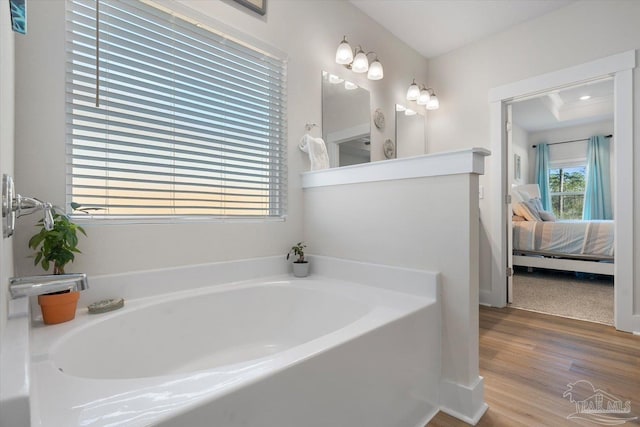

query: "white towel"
xmin=299 ymin=134 xmax=329 ymax=171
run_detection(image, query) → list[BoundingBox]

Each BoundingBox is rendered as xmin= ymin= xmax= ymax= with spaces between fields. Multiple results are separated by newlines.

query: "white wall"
xmin=396 ymin=111 xmax=426 ymax=158
xmin=303 ymin=169 xmax=486 ymax=421
xmin=426 ymin=1 xmax=640 ymax=311
xmin=0 ymin=0 xmax=16 ymax=336
xmin=13 ymin=0 xmax=429 ymax=277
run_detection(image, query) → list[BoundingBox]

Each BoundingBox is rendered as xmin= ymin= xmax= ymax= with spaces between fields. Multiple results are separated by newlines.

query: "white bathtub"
xmin=6 ymin=257 xmax=442 ymax=427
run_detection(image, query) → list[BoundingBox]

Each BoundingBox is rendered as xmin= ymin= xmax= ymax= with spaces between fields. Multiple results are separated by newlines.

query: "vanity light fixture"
xmin=334 ymin=35 xmax=384 ymax=80
xmin=351 ymin=47 xmax=369 ymax=73
xmin=417 ymin=86 xmax=430 ymax=105
xmin=426 ymin=92 xmax=440 ymax=110
xmin=406 ymin=79 xmax=440 ymax=110
xmin=335 ymin=36 xmax=354 ymax=65
xmin=406 ymin=79 xmax=420 ymax=101
xmin=367 ymin=58 xmax=384 ymax=80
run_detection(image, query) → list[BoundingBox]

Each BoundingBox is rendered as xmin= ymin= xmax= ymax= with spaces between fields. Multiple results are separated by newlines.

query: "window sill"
xmin=68 ymin=215 xmax=286 ymax=226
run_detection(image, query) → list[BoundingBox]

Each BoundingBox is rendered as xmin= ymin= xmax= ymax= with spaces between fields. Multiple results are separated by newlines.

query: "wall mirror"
xmin=322 ymin=71 xmax=371 ymax=167
xmin=395 ymin=104 xmax=426 ymax=158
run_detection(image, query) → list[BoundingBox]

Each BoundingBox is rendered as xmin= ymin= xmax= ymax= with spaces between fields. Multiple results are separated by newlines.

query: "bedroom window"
xmin=66 ymin=0 xmax=287 ymax=220
xmin=548 ymin=165 xmax=586 ymax=219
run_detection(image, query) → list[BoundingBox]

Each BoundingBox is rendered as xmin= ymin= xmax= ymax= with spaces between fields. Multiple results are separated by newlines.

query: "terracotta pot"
xmin=292 ymin=261 xmax=310 ymax=278
xmin=38 ymin=291 xmax=80 ymax=325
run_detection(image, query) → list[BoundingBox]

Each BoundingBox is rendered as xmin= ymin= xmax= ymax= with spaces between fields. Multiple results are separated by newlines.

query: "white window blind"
xmin=66 ymin=0 xmax=287 ymax=219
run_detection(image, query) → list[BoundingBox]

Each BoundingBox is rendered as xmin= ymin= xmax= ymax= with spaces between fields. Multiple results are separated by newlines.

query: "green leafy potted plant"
xmin=287 ymin=241 xmax=309 ymax=278
xmin=28 ymin=203 xmax=87 ymax=324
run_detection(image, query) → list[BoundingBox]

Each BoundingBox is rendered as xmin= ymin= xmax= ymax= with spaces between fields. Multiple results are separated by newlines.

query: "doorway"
xmin=487 ymin=50 xmax=636 ymax=332
xmin=504 ymin=79 xmax=615 ymax=325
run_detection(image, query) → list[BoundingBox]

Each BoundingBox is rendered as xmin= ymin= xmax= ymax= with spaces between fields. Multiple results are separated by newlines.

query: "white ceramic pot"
xmin=292 ymin=262 xmax=310 ymax=278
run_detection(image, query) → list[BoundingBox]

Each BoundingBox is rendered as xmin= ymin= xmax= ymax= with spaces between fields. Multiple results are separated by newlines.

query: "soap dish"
xmin=88 ymin=298 xmax=125 ymax=314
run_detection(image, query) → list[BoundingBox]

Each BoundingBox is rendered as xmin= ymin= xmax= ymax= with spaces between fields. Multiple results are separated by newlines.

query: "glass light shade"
xmin=417 ymin=88 xmax=430 ymax=105
xmin=335 ymin=39 xmax=354 ymax=65
xmin=351 ymin=51 xmax=369 ymax=73
xmin=426 ymin=95 xmax=440 ymax=110
xmin=344 ymin=81 xmax=358 ymax=90
xmin=406 ymin=82 xmax=420 ymax=101
xmin=329 ymin=74 xmax=344 ymax=84
xmin=367 ymin=59 xmax=383 ymax=80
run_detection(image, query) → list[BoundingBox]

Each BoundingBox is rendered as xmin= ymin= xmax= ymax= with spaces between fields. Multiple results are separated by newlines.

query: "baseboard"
xmin=439 ymin=376 xmax=488 ymax=425
xmin=440 ymin=403 xmax=489 ymax=426
xmin=413 ymin=407 xmax=441 ymax=427
xmin=479 ymin=289 xmax=496 ymax=307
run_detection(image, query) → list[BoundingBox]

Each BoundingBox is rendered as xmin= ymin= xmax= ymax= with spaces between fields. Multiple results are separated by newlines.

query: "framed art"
xmin=233 ymin=0 xmax=266 ymax=16
xmin=514 ymin=154 xmax=521 ymax=181
xmin=10 ymin=0 xmax=27 ymax=34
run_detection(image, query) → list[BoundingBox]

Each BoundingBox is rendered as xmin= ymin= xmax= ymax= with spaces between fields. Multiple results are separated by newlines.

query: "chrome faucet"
xmin=9 ymin=273 xmax=89 ymax=299
xmin=3 ymin=174 xmax=56 ymax=238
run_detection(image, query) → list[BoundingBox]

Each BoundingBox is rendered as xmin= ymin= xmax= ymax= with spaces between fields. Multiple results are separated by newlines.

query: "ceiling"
xmin=349 ymin=0 xmax=573 ymax=59
xmin=511 ymin=79 xmax=614 ymax=132
xmin=348 ymin=0 xmax=608 ymax=132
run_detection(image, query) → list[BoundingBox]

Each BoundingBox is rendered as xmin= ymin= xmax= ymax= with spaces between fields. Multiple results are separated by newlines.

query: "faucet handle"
xmin=43 ymin=202 xmax=55 ymax=231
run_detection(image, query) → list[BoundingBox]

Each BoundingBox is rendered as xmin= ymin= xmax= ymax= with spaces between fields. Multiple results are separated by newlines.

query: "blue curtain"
xmin=583 ymin=135 xmax=612 ymax=220
xmin=535 ymin=143 xmax=552 ymax=211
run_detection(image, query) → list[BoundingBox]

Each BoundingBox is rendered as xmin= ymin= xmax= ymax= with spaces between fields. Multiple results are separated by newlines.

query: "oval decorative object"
xmin=383 ymin=139 xmax=395 ymax=159
xmin=374 ymin=108 xmax=385 ymax=130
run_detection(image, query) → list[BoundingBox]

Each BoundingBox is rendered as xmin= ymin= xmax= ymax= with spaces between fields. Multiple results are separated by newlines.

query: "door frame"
xmin=487 ymin=50 xmax=637 ymax=332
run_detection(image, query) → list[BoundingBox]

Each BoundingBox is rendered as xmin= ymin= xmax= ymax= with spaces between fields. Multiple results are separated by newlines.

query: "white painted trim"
xmin=613 ymin=68 xmax=638 ymax=332
xmin=302 ymin=148 xmax=490 ymax=188
xmin=439 ymin=376 xmax=489 ymax=426
xmin=487 ymin=50 xmax=637 ymax=332
xmin=486 ymin=101 xmax=508 ymax=307
xmin=412 ymin=408 xmax=441 ymax=427
xmin=488 ymin=50 xmax=635 ymax=102
xmin=513 ymin=255 xmax=614 ymax=275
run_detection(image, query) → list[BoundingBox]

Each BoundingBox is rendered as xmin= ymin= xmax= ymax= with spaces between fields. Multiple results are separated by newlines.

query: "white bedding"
xmin=513 ymin=220 xmax=614 ymax=258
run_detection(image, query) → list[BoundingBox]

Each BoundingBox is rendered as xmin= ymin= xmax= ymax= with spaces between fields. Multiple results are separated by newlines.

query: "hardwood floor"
xmin=428 ymin=306 xmax=640 ymax=426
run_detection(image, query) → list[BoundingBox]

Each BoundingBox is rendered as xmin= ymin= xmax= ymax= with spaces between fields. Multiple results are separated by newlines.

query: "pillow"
xmin=513 ymin=201 xmax=542 ymax=221
xmin=530 ymin=197 xmax=544 ymax=212
xmin=539 ymin=210 xmax=557 ymax=222
xmin=512 ymin=215 xmax=526 ymax=222
xmin=515 ymin=190 xmax=532 ymax=202
xmin=511 ymin=189 xmax=527 ymax=205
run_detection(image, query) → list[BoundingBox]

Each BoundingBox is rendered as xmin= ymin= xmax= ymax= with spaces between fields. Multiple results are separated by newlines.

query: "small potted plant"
xmin=28 ymin=203 xmax=87 ymax=324
xmin=287 ymin=241 xmax=309 ymax=277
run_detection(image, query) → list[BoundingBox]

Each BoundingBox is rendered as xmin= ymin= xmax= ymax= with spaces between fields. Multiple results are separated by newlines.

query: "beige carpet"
xmin=511 ymin=269 xmax=614 ymax=325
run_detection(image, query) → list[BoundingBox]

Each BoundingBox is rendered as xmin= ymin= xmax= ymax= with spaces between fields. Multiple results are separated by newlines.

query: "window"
xmin=66 ymin=0 xmax=287 ymax=219
xmin=548 ymin=165 xmax=586 ymax=219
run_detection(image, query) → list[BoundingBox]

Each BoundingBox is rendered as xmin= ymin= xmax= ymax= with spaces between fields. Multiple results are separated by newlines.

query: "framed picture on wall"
xmin=10 ymin=0 xmax=27 ymax=34
xmin=514 ymin=154 xmax=522 ymax=181
xmin=232 ymin=0 xmax=266 ymax=16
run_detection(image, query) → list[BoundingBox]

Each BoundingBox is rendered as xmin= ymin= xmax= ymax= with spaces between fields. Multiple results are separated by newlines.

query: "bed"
xmin=511 ymin=184 xmax=614 ymax=275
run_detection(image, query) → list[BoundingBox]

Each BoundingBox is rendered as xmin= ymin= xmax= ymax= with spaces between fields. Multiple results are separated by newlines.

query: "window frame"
xmin=65 ymin=0 xmax=288 ymax=224
xmin=548 ymin=159 xmax=587 ymax=220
